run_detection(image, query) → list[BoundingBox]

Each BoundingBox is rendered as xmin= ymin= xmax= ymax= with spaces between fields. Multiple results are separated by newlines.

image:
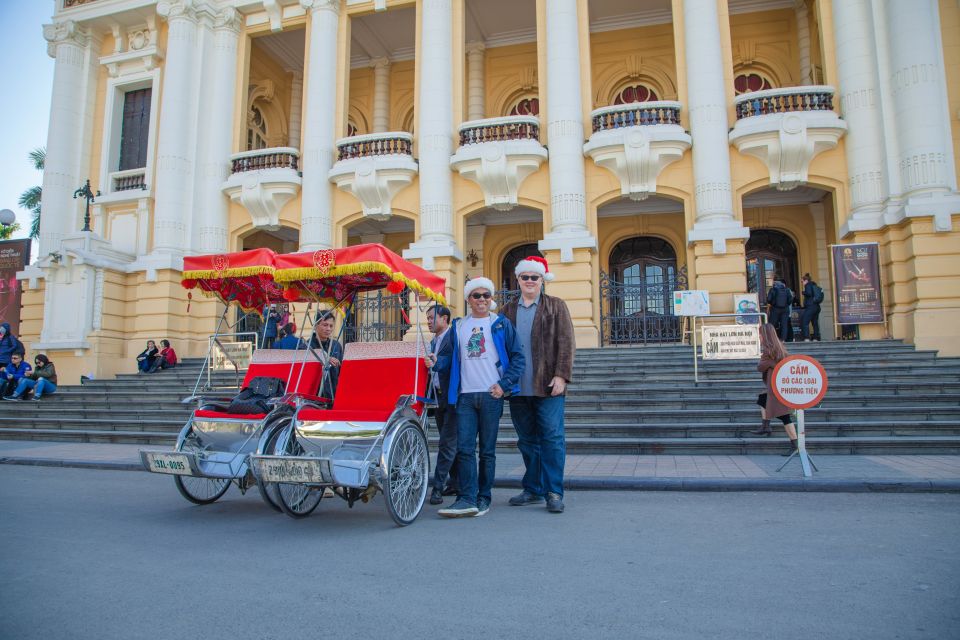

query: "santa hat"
xmin=463 ymin=276 xmax=498 ymax=311
xmin=515 ymin=255 xmax=554 ymax=281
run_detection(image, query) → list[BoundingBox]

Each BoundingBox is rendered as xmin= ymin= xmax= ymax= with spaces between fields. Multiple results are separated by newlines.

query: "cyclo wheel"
xmin=255 ymin=426 xmax=283 ymax=513
xmin=384 ymin=421 xmax=429 ymax=526
xmin=277 ymin=434 xmax=323 ymax=519
xmin=174 ymin=431 xmax=230 ymax=505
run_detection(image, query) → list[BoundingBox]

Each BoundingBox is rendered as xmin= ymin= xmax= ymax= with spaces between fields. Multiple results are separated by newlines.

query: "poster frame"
xmin=828 ymin=242 xmax=889 ymax=339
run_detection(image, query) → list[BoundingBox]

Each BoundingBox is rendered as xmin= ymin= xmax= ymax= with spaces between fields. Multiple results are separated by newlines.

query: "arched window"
xmin=500 ymin=243 xmax=543 ymax=291
xmin=734 ymin=72 xmax=773 ymax=95
xmin=246 ymin=105 xmax=267 ymax=151
xmin=613 ymin=84 xmax=659 ymax=105
xmin=508 ymin=97 xmax=539 ymax=116
xmin=746 ymin=229 xmax=798 ymax=303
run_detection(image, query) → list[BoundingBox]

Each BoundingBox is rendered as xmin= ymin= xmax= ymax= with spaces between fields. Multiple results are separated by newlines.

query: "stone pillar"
xmin=466 ymin=42 xmax=485 ymax=121
xmin=153 ymin=2 xmax=200 ymax=256
xmin=682 ymin=0 xmax=748 ymax=255
xmin=299 ymin=0 xmax=340 ymax=250
xmin=371 ymin=57 xmax=391 ymax=133
xmin=883 ymin=0 xmax=960 ymax=231
xmin=538 ymin=0 xmax=596 ymax=262
xmin=403 ymin=0 xmax=461 ymax=270
xmin=194 ymin=8 xmax=241 ymax=253
xmin=833 ymin=0 xmax=889 ymax=234
xmin=288 ymin=71 xmax=303 ymax=148
xmin=809 ymin=201 xmax=835 ymax=339
xmin=39 ymin=21 xmax=95 ymax=255
xmin=795 ymin=0 xmax=811 ymax=84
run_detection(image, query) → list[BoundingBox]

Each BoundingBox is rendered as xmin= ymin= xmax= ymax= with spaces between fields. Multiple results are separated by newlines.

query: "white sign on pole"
xmin=673 ymin=290 xmax=710 ymax=316
xmin=212 ymin=341 xmax=254 ymax=370
xmin=701 ymin=324 xmax=761 ymax=360
xmin=771 ymin=355 xmax=828 ymax=409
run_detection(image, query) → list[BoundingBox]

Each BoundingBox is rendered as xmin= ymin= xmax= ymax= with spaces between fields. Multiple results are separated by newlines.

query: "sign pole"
xmin=771 ymin=355 xmax=827 ymax=477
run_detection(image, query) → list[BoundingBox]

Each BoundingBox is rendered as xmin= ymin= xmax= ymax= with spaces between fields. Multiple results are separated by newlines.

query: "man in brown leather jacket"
xmin=500 ymin=255 xmax=575 ymax=513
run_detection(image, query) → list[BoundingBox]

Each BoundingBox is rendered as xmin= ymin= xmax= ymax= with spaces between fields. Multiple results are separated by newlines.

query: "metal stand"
xmin=777 ymin=409 xmax=818 ymax=477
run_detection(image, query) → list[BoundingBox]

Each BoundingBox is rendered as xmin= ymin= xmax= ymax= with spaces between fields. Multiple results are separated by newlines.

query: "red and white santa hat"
xmin=515 ymin=255 xmax=555 ymax=281
xmin=463 ymin=276 xmax=497 ymax=310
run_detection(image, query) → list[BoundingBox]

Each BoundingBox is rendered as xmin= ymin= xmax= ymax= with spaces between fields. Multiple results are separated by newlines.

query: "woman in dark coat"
xmin=753 ymin=323 xmax=797 ymax=455
xmin=136 ymin=340 xmax=159 ymax=373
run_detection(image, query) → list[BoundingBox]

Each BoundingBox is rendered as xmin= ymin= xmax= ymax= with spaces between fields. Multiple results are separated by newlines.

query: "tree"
xmin=18 ymin=147 xmax=44 ymax=240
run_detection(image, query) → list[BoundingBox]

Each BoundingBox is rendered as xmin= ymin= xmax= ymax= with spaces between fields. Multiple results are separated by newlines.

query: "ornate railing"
xmin=111 ymin=168 xmax=146 ymax=192
xmin=494 ymin=289 xmax=521 ymax=310
xmin=459 ymin=116 xmax=540 ymax=146
xmin=735 ymin=85 xmax=835 ymax=120
xmin=591 ymin=102 xmax=682 ymax=133
xmin=599 ymin=266 xmax=688 ymax=346
xmin=230 ymin=147 xmax=299 ymax=174
xmin=336 ymin=132 xmax=413 ymax=161
xmin=64 ymin=0 xmax=100 ymax=7
xmin=343 ymin=288 xmax=411 ymax=343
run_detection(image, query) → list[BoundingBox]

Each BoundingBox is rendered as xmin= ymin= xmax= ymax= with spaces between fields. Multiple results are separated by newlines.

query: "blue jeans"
xmin=14 ymin=377 xmax=57 ymax=398
xmin=455 ymin=392 xmax=503 ymax=506
xmin=509 ymin=395 xmax=566 ymax=497
xmin=137 ymin=358 xmax=152 ymax=372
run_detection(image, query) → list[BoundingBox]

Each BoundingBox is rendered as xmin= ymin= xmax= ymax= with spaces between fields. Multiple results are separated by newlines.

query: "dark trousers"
xmin=800 ymin=305 xmax=821 ymax=340
xmin=432 ymin=399 xmax=459 ymax=492
xmin=769 ymin=307 xmax=790 ymax=341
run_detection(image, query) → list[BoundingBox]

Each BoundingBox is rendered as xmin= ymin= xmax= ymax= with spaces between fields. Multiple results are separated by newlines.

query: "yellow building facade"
xmin=20 ymin=0 xmax=960 ymax=386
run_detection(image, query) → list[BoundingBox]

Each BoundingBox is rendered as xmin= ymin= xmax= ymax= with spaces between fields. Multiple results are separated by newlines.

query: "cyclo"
xmin=140 ymin=244 xmax=445 ymax=526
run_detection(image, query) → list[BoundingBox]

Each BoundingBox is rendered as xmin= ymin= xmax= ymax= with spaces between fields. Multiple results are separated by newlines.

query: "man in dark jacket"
xmin=501 ymin=256 xmax=576 ymax=513
xmin=765 ymin=278 xmax=793 ymax=341
xmin=799 ymin=273 xmax=822 ymax=341
xmin=309 ymin=312 xmax=343 ymax=399
xmin=0 ymin=322 xmax=25 ymax=370
xmin=426 ymin=304 xmax=458 ymax=504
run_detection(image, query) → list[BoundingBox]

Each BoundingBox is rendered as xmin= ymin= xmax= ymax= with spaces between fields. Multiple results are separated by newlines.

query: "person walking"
xmin=754 ymin=323 xmax=797 ymax=454
xmin=799 ymin=273 xmax=823 ymax=342
xmin=501 ymin=255 xmax=575 ymax=514
xmin=436 ymin=277 xmax=524 ymax=518
xmin=765 ymin=277 xmax=793 ymax=341
xmin=425 ymin=304 xmax=459 ymax=505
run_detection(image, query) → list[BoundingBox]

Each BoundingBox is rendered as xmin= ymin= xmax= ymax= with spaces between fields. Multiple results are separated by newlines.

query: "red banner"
xmin=831 ymin=243 xmax=884 ymax=324
xmin=0 ymin=239 xmax=31 ymax=336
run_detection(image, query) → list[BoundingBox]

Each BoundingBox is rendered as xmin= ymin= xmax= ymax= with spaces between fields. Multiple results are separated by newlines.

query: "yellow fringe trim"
xmin=275 ymin=261 xmax=447 ymax=305
xmin=183 ymin=265 xmax=275 ymax=280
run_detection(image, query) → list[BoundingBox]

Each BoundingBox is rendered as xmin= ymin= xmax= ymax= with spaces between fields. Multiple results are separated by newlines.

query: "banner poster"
xmin=0 ymin=239 xmax=31 ymax=335
xmin=701 ymin=324 xmax=761 ymax=360
xmin=831 ymin=243 xmax=884 ymax=324
xmin=733 ymin=293 xmax=761 ymax=324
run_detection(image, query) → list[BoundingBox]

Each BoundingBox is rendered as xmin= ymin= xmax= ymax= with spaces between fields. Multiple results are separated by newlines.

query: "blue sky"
xmin=0 ymin=2 xmax=55 ymax=240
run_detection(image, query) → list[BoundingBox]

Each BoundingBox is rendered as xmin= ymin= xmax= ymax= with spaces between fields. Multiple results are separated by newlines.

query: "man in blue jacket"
xmin=436 ymin=277 xmax=524 ymax=518
xmin=1 ymin=353 xmax=31 ymax=398
xmin=0 ymin=322 xmax=25 ymax=371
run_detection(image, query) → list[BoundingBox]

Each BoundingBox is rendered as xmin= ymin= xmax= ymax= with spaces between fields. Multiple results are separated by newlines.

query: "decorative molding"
xmin=329 ymin=153 xmax=418 ymax=221
xmin=451 ymin=137 xmax=547 ymax=212
xmin=584 ymin=122 xmax=691 ymax=201
xmin=214 ymin=7 xmax=243 ymax=33
xmin=43 ymin=20 xmax=90 ymax=58
xmin=222 ymin=149 xmax=302 ymax=230
xmin=299 ymin=0 xmax=340 ymax=15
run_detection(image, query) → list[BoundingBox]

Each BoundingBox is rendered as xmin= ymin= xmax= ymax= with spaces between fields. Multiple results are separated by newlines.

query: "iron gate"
xmin=599 ymin=266 xmax=687 ymax=345
xmin=343 ymin=288 xmax=411 ymax=343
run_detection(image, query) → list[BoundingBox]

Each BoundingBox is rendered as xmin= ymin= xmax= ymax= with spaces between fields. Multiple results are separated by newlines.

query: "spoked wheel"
xmin=277 ymin=435 xmax=323 ymax=519
xmin=174 ymin=431 xmax=231 ymax=505
xmin=384 ymin=422 xmax=429 ymax=526
xmin=255 ymin=427 xmax=283 ymax=512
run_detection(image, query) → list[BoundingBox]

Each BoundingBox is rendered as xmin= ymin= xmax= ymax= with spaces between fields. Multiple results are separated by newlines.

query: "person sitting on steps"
xmin=1 ymin=353 xmax=31 ymax=398
xmin=148 ymin=339 xmax=178 ymax=373
xmin=136 ymin=340 xmax=159 ymax=374
xmin=5 ymin=354 xmax=58 ymax=401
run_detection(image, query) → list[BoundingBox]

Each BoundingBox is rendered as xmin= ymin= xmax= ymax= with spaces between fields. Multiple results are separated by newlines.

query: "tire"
xmin=276 ymin=434 xmax=323 ymax=519
xmin=384 ymin=422 xmax=429 ymax=526
xmin=255 ymin=427 xmax=283 ymax=513
xmin=174 ymin=431 xmax=230 ymax=505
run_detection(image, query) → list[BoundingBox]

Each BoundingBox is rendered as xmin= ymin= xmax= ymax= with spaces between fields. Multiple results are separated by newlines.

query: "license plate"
xmin=257 ymin=458 xmax=328 ymax=484
xmin=145 ymin=452 xmax=193 ymax=476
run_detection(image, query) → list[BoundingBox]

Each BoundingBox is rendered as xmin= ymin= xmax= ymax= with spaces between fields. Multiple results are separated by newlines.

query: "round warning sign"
xmin=771 ymin=355 xmax=828 ymax=409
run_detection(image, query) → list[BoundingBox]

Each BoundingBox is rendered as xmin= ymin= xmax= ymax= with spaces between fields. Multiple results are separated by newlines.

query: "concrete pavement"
xmin=1 ymin=439 xmax=959 ymax=492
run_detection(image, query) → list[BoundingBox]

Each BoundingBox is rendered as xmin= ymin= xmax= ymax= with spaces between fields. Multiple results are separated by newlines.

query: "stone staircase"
xmin=1 ymin=340 xmax=958 ymax=454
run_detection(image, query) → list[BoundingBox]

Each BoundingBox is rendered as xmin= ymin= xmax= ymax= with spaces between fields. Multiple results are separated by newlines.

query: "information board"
xmin=701 ymin=324 xmax=760 ymax=360
xmin=673 ymin=290 xmax=710 ymax=316
xmin=212 ymin=341 xmax=254 ymax=370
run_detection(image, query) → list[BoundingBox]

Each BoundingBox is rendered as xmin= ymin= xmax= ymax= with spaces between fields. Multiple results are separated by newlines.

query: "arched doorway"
xmin=601 ymin=236 xmax=685 ymax=345
xmin=746 ymin=229 xmax=798 ymax=304
xmin=500 ymin=243 xmax=543 ymax=291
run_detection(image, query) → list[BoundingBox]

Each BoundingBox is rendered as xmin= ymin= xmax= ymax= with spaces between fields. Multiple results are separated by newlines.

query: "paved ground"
xmin=2 ymin=439 xmax=959 ymax=491
xmin=1 ymin=465 xmax=958 ymax=640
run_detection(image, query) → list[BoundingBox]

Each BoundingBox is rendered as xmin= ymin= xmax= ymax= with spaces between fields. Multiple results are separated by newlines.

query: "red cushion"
xmin=194 ymin=409 xmax=266 ymax=420
xmin=296 ymin=408 xmax=394 ymax=422
xmin=241 ymin=361 xmax=325 ymax=395
xmin=333 ymin=357 xmax=428 ymax=413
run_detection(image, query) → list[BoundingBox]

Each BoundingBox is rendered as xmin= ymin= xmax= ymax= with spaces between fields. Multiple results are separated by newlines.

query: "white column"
xmin=194 ymin=8 xmax=241 ymax=253
xmin=371 ymin=57 xmax=391 ymax=133
xmin=299 ymin=0 xmax=340 ymax=250
xmin=883 ymin=0 xmax=960 ymax=231
xmin=538 ymin=0 xmax=596 ymax=262
xmin=466 ymin=42 xmax=485 ymax=121
xmin=403 ymin=0 xmax=461 ymax=270
xmin=39 ymin=21 xmax=94 ymax=255
xmin=288 ymin=71 xmax=303 ymax=148
xmin=153 ymin=2 xmax=200 ymax=256
xmin=795 ymin=0 xmax=811 ymax=84
xmin=682 ymin=0 xmax=748 ymax=254
xmin=833 ymin=0 xmax=889 ymax=234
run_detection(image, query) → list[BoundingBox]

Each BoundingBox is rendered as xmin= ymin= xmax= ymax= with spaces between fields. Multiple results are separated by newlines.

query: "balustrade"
xmin=591 ymin=102 xmax=682 ymax=133
xmin=735 ymin=86 xmax=835 ymax=120
xmin=458 ymin=116 xmax=540 ymax=146
xmin=113 ymin=170 xmax=146 ymax=192
xmin=230 ymin=148 xmax=299 ymax=174
xmin=336 ymin=133 xmax=413 ymax=161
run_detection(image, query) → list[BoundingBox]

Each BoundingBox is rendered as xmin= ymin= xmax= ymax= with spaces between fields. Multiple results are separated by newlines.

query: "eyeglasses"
xmin=470 ymin=292 xmax=492 ymax=300
xmin=519 ymin=274 xmax=541 ymax=282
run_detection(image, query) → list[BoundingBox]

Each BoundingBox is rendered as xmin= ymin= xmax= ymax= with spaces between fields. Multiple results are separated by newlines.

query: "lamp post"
xmin=0 ymin=209 xmax=15 ymax=228
xmin=73 ymin=179 xmax=100 ymax=232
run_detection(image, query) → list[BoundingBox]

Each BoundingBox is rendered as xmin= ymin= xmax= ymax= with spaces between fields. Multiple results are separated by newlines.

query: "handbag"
xmin=756 ymin=392 xmax=767 ymax=408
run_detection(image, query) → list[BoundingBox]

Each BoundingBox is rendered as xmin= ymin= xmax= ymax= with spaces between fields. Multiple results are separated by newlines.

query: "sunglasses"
xmin=470 ymin=292 xmax=492 ymax=300
xmin=519 ymin=274 xmax=541 ymax=282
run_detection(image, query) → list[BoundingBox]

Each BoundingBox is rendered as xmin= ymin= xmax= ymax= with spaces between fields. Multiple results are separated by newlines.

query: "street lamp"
xmin=0 ymin=208 xmax=15 ymax=227
xmin=73 ymin=179 xmax=100 ymax=232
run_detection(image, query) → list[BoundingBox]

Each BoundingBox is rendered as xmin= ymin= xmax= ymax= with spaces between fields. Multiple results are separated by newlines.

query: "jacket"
xmin=501 ymin=292 xmax=576 ymax=397
xmin=3 ymin=361 xmax=31 ymax=382
xmin=430 ymin=328 xmax=455 ymax=407
xmin=758 ymin=355 xmax=790 ymax=420
xmin=159 ymin=347 xmax=178 ymax=366
xmin=308 ymin=336 xmax=343 ymax=398
xmin=136 ymin=346 xmax=158 ymax=361
xmin=263 ymin=311 xmax=280 ymax=338
xmin=0 ymin=323 xmax=24 ymax=364
xmin=802 ymin=282 xmax=820 ymax=309
xmin=30 ymin=362 xmax=58 ymax=386
xmin=766 ymin=282 xmax=793 ymax=309
xmin=276 ymin=334 xmax=307 ymax=350
xmin=438 ymin=313 xmax=525 ymax=405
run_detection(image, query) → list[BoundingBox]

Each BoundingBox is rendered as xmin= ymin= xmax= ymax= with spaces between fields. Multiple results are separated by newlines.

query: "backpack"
xmin=770 ymin=285 xmax=790 ymax=309
xmin=226 ymin=376 xmax=286 ymax=414
xmin=812 ymin=285 xmax=824 ymax=304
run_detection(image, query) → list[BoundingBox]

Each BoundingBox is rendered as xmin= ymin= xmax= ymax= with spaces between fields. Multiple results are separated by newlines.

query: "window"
xmin=118 ymin=88 xmax=151 ymax=170
xmin=612 ymin=84 xmax=659 ymax=105
xmin=246 ymin=105 xmax=267 ymax=151
xmin=734 ymin=73 xmax=773 ymax=95
xmin=509 ymin=97 xmax=539 ymax=116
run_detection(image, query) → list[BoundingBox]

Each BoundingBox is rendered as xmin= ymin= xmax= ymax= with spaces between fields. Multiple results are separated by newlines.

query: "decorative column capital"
xmin=370 ymin=56 xmax=391 ymax=70
xmin=466 ymin=41 xmax=486 ymax=56
xmin=43 ymin=21 xmax=89 ymax=58
xmin=157 ymin=0 xmax=200 ymax=23
xmin=299 ymin=0 xmax=340 ymax=14
xmin=213 ymin=7 xmax=242 ymax=33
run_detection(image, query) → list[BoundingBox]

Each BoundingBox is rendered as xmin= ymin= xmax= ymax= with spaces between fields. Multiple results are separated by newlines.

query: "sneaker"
xmin=546 ymin=492 xmax=565 ymax=513
xmin=476 ymin=498 xmax=490 ymax=517
xmin=429 ymin=488 xmax=444 ymax=505
xmin=33 ymin=395 xmax=42 ymax=400
xmin=508 ymin=490 xmax=545 ymax=506
xmin=438 ymin=499 xmax=479 ymax=518
xmin=2 ymin=395 xmax=18 ymax=401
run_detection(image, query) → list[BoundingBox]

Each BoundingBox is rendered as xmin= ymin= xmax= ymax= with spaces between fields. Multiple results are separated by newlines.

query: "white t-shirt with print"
xmin=458 ymin=315 xmax=500 ymax=393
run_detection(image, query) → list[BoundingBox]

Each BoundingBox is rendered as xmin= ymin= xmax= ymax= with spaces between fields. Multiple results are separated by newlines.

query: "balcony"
xmin=583 ymin=102 xmax=691 ymax=201
xmin=328 ymin=132 xmax=417 ymax=222
xmin=729 ymin=86 xmax=846 ymax=191
xmin=450 ymin=116 xmax=547 ymax=212
xmin=221 ymin=147 xmax=301 ymax=230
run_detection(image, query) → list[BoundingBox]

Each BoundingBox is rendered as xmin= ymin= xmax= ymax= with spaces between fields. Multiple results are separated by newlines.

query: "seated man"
xmin=276 ymin=323 xmax=307 ymax=350
xmin=309 ymin=311 xmax=343 ymax=400
xmin=1 ymin=353 xmax=31 ymax=398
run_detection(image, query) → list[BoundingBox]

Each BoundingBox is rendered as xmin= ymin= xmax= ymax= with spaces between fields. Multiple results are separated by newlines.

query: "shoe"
xmin=438 ymin=499 xmax=478 ymax=518
xmin=476 ymin=498 xmax=490 ymax=517
xmin=442 ymin=485 xmax=458 ymax=496
xmin=2 ymin=395 xmax=18 ymax=401
xmin=750 ymin=425 xmax=773 ymax=436
xmin=33 ymin=395 xmax=42 ymax=400
xmin=508 ymin=490 xmax=545 ymax=506
xmin=546 ymin=492 xmax=565 ymax=513
xmin=429 ymin=488 xmax=443 ymax=505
